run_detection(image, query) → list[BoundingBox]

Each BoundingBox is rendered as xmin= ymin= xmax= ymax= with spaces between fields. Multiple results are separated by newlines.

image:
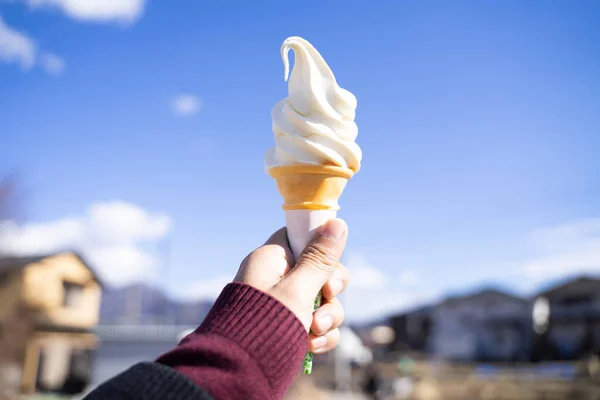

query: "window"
xmin=62 ymin=282 xmax=84 ymax=309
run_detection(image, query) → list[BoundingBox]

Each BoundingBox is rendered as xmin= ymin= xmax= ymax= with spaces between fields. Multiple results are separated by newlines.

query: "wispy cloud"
xmin=171 ymin=94 xmax=202 ymax=117
xmin=343 ymin=251 xmax=439 ymax=321
xmin=345 ymin=252 xmax=385 ymax=290
xmin=0 ymin=16 xmax=65 ymax=74
xmin=0 ymin=16 xmax=36 ymax=70
xmin=19 ymin=0 xmax=147 ymax=23
xmin=0 ymin=201 xmax=172 ymax=285
xmin=521 ymin=218 xmax=600 ymax=281
xmin=398 ymin=269 xmax=421 ymax=287
xmin=39 ymin=51 xmax=65 ymax=75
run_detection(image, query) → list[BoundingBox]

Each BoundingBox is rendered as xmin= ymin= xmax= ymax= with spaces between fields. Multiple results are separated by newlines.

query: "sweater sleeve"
xmin=83 ymin=283 xmax=308 ymax=400
xmin=83 ymin=362 xmax=214 ymax=400
xmin=157 ymin=282 xmax=309 ymax=400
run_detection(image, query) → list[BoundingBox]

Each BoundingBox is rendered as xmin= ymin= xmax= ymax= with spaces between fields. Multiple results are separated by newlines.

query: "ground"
xmin=21 ymin=360 xmax=600 ymax=400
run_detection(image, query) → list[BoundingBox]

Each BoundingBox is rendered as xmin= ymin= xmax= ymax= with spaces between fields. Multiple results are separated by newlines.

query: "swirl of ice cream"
xmin=265 ymin=36 xmax=362 ymax=172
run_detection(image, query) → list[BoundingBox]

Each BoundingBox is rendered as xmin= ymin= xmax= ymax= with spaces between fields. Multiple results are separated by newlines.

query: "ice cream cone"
xmin=269 ymin=163 xmax=355 ymax=375
xmin=266 ymin=37 xmax=361 ymax=375
xmin=268 ymin=164 xmax=354 ymax=211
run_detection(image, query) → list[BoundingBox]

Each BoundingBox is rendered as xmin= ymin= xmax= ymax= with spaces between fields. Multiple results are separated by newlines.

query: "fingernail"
xmin=321 ymin=219 xmax=346 ymax=241
xmin=311 ymin=335 xmax=328 ymax=351
xmin=317 ymin=314 xmax=334 ymax=332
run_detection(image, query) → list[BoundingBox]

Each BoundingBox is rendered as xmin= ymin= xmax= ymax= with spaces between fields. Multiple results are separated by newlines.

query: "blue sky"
xmin=1 ymin=0 xmax=599 ymax=320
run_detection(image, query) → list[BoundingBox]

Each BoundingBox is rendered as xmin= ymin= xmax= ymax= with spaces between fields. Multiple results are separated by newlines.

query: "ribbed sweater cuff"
xmin=84 ymin=362 xmax=213 ymax=399
xmin=196 ymin=282 xmax=308 ymax=384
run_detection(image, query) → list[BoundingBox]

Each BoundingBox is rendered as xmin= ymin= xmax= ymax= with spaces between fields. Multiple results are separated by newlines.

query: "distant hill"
xmin=100 ymin=283 xmax=213 ymax=325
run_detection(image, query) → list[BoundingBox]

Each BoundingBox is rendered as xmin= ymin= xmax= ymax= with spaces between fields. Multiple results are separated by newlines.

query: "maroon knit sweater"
xmin=85 ymin=283 xmax=308 ymax=400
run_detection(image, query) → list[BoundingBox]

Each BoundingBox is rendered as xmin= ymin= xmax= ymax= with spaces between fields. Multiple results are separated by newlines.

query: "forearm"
xmin=157 ymin=283 xmax=308 ymax=400
xmin=84 ymin=283 xmax=307 ymax=400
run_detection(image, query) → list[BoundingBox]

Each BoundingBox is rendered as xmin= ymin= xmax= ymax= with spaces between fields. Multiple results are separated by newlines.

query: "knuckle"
xmin=336 ymin=263 xmax=350 ymax=283
xmin=245 ymin=246 xmax=272 ymax=265
xmin=237 ymin=253 xmax=252 ymax=276
xmin=299 ymin=242 xmax=339 ymax=273
xmin=329 ymin=329 xmax=341 ymax=345
xmin=238 ymin=246 xmax=270 ymax=278
xmin=338 ymin=262 xmax=349 ymax=276
xmin=336 ymin=304 xmax=345 ymax=325
xmin=329 ymin=300 xmax=344 ymax=325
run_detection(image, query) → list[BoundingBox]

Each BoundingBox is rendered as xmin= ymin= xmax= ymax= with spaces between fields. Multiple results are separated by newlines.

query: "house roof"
xmin=388 ymin=304 xmax=434 ymax=320
xmin=388 ymin=287 xmax=528 ymax=320
xmin=536 ymin=276 xmax=600 ymax=299
xmin=0 ymin=251 xmax=103 ymax=287
xmin=438 ymin=287 xmax=528 ymax=308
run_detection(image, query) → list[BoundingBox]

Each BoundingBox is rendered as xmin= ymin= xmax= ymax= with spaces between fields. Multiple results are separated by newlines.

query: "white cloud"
xmin=179 ymin=275 xmax=232 ymax=301
xmin=39 ymin=52 xmax=65 ymax=75
xmin=345 ymin=252 xmax=385 ymax=290
xmin=171 ymin=95 xmax=202 ymax=116
xmin=529 ymin=218 xmax=600 ymax=253
xmin=0 ymin=16 xmax=36 ymax=69
xmin=86 ymin=202 xmax=171 ymax=243
xmin=0 ymin=201 xmax=172 ymax=285
xmin=21 ymin=0 xmax=147 ymax=23
xmin=398 ymin=269 xmax=421 ymax=287
xmin=0 ymin=16 xmax=65 ymax=74
xmin=521 ymin=218 xmax=600 ymax=281
xmin=343 ymin=252 xmax=439 ymax=321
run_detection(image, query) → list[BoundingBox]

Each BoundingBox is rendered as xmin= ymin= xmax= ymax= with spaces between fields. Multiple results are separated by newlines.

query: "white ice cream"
xmin=265 ymin=36 xmax=362 ymax=172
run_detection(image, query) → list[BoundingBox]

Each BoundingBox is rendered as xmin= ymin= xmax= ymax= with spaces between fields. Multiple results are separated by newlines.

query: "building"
xmin=91 ymin=325 xmax=195 ymax=391
xmin=531 ymin=276 xmax=600 ymax=361
xmin=0 ymin=252 xmax=102 ymax=396
xmin=429 ymin=288 xmax=531 ymax=362
xmin=389 ymin=289 xmax=532 ymax=362
xmin=388 ymin=305 xmax=433 ymax=355
xmin=315 ymin=325 xmax=373 ymax=367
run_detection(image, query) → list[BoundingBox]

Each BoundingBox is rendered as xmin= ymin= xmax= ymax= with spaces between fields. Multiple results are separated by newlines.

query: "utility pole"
xmin=160 ymin=235 xmax=174 ymax=325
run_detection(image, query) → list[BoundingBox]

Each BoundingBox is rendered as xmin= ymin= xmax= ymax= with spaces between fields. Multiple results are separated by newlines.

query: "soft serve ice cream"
xmin=264 ymin=36 xmax=363 ymax=375
xmin=265 ymin=36 xmax=362 ymax=172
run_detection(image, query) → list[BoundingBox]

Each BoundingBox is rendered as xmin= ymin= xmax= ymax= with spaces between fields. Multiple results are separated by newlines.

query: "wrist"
xmin=169 ymin=283 xmax=308 ymax=398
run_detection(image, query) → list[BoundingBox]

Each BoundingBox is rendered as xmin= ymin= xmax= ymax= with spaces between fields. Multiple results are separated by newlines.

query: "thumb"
xmin=287 ymin=218 xmax=348 ymax=296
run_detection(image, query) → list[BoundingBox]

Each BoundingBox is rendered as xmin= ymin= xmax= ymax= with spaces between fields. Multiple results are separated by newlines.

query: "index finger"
xmin=321 ymin=262 xmax=349 ymax=300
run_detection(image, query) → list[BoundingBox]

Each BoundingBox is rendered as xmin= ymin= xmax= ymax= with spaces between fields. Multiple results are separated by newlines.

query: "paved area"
xmin=330 ymin=392 xmax=370 ymax=399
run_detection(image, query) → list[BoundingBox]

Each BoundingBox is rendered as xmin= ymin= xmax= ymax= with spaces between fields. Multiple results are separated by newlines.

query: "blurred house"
xmin=88 ymin=284 xmax=213 ymax=391
xmin=316 ymin=325 xmax=372 ymax=367
xmin=0 ymin=252 xmax=102 ymax=396
xmin=532 ymin=276 xmax=600 ymax=361
xmin=338 ymin=326 xmax=373 ymax=365
xmin=429 ymin=288 xmax=531 ymax=361
xmin=389 ymin=305 xmax=433 ymax=355
xmin=390 ymin=289 xmax=531 ymax=362
xmin=352 ymin=321 xmax=396 ymax=362
xmin=91 ymin=324 xmax=194 ymax=389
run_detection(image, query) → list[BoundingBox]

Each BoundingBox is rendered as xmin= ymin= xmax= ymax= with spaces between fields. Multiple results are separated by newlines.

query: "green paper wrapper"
xmin=303 ymin=291 xmax=323 ymax=374
xmin=284 ymin=209 xmax=336 ymax=375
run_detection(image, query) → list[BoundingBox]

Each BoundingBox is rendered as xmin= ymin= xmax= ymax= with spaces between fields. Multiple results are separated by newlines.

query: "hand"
xmin=234 ymin=219 xmax=349 ymax=354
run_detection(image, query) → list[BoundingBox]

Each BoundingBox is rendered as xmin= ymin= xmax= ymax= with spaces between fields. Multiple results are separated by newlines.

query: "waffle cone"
xmin=269 ymin=164 xmax=354 ymax=211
